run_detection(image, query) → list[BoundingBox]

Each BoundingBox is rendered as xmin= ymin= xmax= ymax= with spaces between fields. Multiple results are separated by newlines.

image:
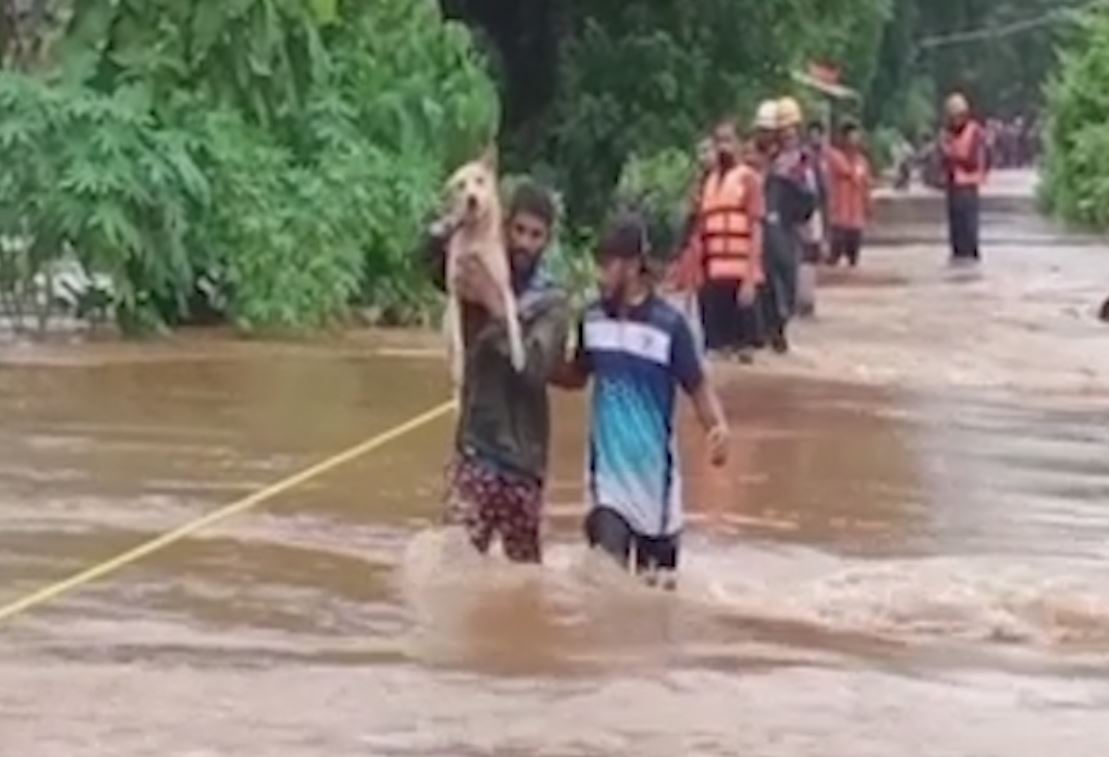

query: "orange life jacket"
xmin=947 ymin=121 xmax=988 ymax=187
xmin=699 ymin=165 xmax=757 ymax=282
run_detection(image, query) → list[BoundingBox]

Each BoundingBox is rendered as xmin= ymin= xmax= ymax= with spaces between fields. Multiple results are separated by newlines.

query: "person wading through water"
xmin=826 ymin=121 xmax=873 ymax=268
xmin=692 ymin=117 xmax=765 ymax=364
xmin=420 ymin=181 xmax=571 ymax=563
xmin=554 ymin=213 xmax=730 ymax=588
xmin=756 ymin=97 xmax=816 ymax=354
xmin=941 ymin=92 xmax=989 ymax=265
xmin=659 ymin=135 xmax=718 ymax=360
xmin=797 ymin=119 xmax=829 ymax=317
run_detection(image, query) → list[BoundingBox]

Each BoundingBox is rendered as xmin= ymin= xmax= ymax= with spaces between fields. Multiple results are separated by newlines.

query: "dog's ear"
xmin=479 ymin=144 xmax=499 ymax=172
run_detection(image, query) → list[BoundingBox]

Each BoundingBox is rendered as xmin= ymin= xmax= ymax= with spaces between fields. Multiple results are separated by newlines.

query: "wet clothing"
xmin=827 ymin=147 xmax=872 ymax=232
xmin=660 ymin=289 xmax=706 ymax=359
xmin=947 ymin=187 xmax=981 ymax=261
xmin=760 ymin=222 xmax=800 ymax=343
xmin=699 ymin=280 xmax=760 ymax=353
xmin=585 ymin=506 xmax=679 ymax=574
xmin=828 ymin=227 xmax=864 ymax=267
xmin=692 ymin=162 xmax=765 ymax=354
xmin=698 ymin=164 xmax=765 ymax=284
xmin=801 ymin=143 xmax=829 ymax=261
xmin=574 ymin=294 xmax=704 ymax=540
xmin=420 ymin=226 xmax=570 ymax=562
xmin=827 ymin=147 xmax=872 ymax=267
xmin=942 ymin=122 xmax=987 ymax=262
xmin=762 ymin=148 xmax=816 ymax=345
xmin=444 ymin=453 xmax=543 ymax=563
xmin=943 ymin=121 xmax=988 ymax=189
xmin=420 ymin=229 xmax=571 ymax=482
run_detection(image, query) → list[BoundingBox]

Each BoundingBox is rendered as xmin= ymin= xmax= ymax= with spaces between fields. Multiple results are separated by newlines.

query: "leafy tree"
xmin=0 ymin=0 xmax=498 ymax=332
xmin=450 ymin=0 xmax=892 ymax=229
xmin=1041 ymin=7 xmax=1109 ymax=228
xmin=867 ymin=0 xmax=1070 ymax=133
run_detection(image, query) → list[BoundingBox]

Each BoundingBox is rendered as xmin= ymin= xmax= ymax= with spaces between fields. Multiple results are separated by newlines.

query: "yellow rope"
xmin=0 ymin=400 xmax=457 ymax=626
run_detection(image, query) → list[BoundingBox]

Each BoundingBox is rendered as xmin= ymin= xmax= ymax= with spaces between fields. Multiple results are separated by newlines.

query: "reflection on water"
xmin=3 ymin=179 xmax=1109 ymax=755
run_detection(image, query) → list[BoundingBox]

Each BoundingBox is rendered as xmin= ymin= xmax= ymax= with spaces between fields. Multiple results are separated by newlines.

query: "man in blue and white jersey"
xmin=556 ymin=213 xmax=730 ymax=582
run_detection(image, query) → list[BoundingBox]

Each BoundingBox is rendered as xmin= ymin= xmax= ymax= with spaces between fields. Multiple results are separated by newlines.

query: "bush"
xmin=615 ymin=148 xmax=697 ymax=261
xmin=0 ymin=0 xmax=499 ymax=334
xmin=0 ymin=74 xmax=208 ymax=333
xmin=1042 ymin=9 xmax=1109 ymax=228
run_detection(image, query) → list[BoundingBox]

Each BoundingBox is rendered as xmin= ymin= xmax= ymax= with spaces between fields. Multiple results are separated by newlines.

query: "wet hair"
xmin=508 ymin=181 xmax=557 ymax=229
xmin=596 ymin=212 xmax=649 ymax=263
xmin=713 ymin=115 xmax=739 ymax=135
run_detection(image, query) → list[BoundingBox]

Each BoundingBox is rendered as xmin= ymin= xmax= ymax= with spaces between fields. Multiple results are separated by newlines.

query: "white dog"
xmin=442 ymin=150 xmax=526 ymax=393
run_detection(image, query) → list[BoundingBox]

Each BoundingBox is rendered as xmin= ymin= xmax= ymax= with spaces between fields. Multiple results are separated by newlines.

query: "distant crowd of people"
xmin=662 ymin=97 xmax=872 ymax=364
xmin=894 ymin=111 xmax=1042 ymax=191
xmin=422 ymin=91 xmax=1000 ymax=585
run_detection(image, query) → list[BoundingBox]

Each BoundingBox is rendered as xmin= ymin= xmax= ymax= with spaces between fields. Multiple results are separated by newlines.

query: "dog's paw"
xmin=509 ymin=339 xmax=527 ymax=372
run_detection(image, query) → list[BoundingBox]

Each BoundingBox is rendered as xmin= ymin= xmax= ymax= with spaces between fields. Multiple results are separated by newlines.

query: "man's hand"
xmin=453 ymin=255 xmax=506 ymax=319
xmin=707 ymin=422 xmax=730 ymax=467
xmin=737 ymin=279 xmax=758 ymax=307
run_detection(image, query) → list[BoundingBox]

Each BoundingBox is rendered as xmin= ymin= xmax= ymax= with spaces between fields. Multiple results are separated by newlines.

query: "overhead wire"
xmin=915 ymin=0 xmax=1106 ymax=52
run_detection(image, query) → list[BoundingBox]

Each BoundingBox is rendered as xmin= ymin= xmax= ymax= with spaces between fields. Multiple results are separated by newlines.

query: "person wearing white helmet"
xmin=755 ymin=96 xmax=816 ymax=353
xmin=755 ymin=99 xmax=779 ymax=133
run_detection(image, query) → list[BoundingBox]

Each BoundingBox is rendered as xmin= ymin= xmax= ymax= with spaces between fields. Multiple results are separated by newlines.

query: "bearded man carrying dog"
xmin=418 ymin=180 xmax=571 ymax=563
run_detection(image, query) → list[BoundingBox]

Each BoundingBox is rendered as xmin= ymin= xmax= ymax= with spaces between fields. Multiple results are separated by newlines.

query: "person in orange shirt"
xmin=826 ymin=121 xmax=873 ymax=268
xmin=941 ymin=92 xmax=988 ymax=264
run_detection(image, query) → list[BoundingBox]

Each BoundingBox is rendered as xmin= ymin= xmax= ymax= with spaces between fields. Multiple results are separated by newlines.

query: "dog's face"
xmin=446 ymin=158 xmax=497 ymax=228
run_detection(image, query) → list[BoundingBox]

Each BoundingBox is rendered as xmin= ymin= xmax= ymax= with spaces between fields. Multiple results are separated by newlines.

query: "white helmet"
xmin=754 ymin=100 xmax=779 ymax=131
xmin=777 ymin=96 xmax=804 ymax=129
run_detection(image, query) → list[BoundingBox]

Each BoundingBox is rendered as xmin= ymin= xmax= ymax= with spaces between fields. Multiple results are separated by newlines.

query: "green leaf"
xmin=308 ymin=0 xmax=338 ymax=26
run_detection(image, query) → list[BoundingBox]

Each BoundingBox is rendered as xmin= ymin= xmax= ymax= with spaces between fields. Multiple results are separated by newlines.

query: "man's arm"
xmin=673 ymin=319 xmax=729 ymax=465
xmin=863 ymin=158 xmax=874 ymax=219
xmin=550 ymin=318 xmax=591 ymax=390
xmin=745 ymin=170 xmax=765 ymax=293
xmin=475 ymin=295 xmax=572 ymax=388
xmin=941 ymin=126 xmax=985 ymax=171
xmin=827 ymin=147 xmax=850 ymax=178
xmin=690 ymin=379 xmax=729 ymax=466
xmin=416 ymin=221 xmax=451 ymax=292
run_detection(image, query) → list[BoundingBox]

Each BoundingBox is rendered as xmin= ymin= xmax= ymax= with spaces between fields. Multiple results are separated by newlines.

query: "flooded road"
xmin=2 ymin=171 xmax=1109 ymax=756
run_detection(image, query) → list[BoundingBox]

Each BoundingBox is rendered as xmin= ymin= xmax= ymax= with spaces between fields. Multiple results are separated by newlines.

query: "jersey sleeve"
xmin=670 ymin=316 xmax=704 ymax=394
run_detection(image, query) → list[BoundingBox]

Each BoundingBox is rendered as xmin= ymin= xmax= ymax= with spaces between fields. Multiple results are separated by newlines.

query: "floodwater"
xmin=2 ymin=172 xmax=1109 ymax=756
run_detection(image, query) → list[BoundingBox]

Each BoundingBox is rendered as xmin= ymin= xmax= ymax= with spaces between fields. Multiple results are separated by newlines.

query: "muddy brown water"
xmin=3 ymin=172 xmax=1109 ymax=756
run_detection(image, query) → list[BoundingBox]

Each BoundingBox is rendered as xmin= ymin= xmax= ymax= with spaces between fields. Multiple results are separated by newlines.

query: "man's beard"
xmin=510 ymin=248 xmax=538 ymax=291
xmin=600 ymin=279 xmax=628 ymax=315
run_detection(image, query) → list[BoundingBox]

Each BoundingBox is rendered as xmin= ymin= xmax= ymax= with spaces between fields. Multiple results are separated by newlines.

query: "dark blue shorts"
xmin=585 ymin=507 xmax=680 ymax=575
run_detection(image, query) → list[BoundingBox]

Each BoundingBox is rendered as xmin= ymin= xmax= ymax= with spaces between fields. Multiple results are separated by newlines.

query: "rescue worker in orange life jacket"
xmin=695 ymin=117 xmax=765 ymax=363
xmin=941 ymin=93 xmax=989 ymax=264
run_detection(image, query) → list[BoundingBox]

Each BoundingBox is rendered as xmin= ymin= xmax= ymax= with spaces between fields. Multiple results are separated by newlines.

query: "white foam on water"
xmin=398 ymin=530 xmax=1109 ymax=661
xmin=684 ymin=543 xmax=1109 ymax=650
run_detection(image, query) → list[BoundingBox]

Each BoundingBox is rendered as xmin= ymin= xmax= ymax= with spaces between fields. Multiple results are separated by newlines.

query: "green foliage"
xmin=0 ymin=72 xmax=207 ymax=332
xmin=615 ymin=148 xmax=697 ymax=260
xmin=471 ymin=0 xmax=893 ymax=230
xmin=0 ymin=0 xmax=499 ymax=334
xmin=868 ymin=0 xmax=1067 ymax=130
xmin=1042 ymin=9 xmax=1109 ymax=228
xmin=869 ymin=125 xmax=906 ymax=173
